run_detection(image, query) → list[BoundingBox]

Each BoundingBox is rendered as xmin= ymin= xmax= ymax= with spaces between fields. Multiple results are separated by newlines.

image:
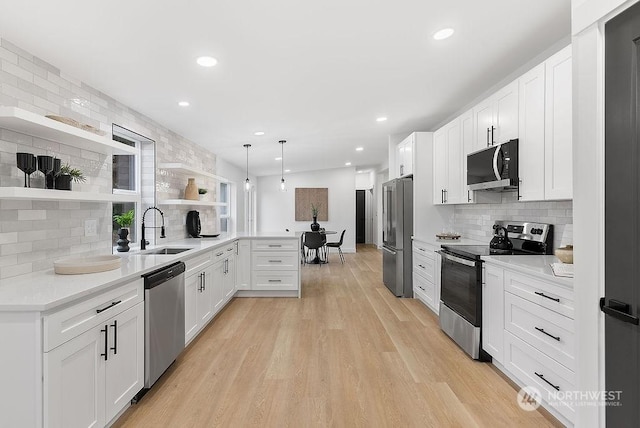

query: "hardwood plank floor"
xmin=114 ymin=245 xmax=562 ymax=428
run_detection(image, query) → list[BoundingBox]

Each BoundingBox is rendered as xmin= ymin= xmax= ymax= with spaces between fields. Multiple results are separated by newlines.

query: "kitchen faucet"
xmin=141 ymin=206 xmax=166 ymax=250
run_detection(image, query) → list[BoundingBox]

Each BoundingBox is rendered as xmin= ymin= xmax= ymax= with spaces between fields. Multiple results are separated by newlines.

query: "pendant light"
xmin=279 ymin=140 xmax=286 ymax=191
xmin=243 ymin=144 xmax=251 ymax=191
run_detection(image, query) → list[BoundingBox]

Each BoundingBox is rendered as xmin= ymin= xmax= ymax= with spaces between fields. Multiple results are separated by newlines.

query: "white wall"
xmin=355 ymin=171 xmax=373 ymax=189
xmin=375 ymin=170 xmax=388 ymax=248
xmin=215 ymin=157 xmax=256 ymax=234
xmin=256 ymin=167 xmax=356 ymax=252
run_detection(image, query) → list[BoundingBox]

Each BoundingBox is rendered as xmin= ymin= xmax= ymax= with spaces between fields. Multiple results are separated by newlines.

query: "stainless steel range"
xmin=437 ymin=221 xmax=553 ymax=360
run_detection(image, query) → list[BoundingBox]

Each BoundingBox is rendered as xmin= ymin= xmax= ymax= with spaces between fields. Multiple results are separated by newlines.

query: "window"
xmin=219 ymin=181 xmax=230 ymax=233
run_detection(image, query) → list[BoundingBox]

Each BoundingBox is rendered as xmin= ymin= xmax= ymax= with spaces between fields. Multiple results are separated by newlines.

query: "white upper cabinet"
xmin=518 ymin=44 xmax=573 ymax=202
xmin=460 ymin=109 xmax=475 ymax=203
xmin=518 ymin=63 xmax=546 ymax=201
xmin=396 ymin=134 xmax=414 ymax=177
xmin=433 ymin=118 xmax=464 ymax=205
xmin=544 ymin=45 xmax=573 ymax=200
xmin=473 ymin=80 xmax=519 ymax=149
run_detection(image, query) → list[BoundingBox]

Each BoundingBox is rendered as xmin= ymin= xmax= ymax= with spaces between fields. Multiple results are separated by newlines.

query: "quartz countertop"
xmin=0 ymin=232 xmax=297 ymax=312
xmin=412 ymin=235 xmax=488 ymax=248
xmin=482 ymin=255 xmax=573 ymax=288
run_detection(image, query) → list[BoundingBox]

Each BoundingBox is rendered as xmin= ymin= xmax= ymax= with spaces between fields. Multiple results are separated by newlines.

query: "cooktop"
xmin=440 ymin=245 xmax=539 ymax=260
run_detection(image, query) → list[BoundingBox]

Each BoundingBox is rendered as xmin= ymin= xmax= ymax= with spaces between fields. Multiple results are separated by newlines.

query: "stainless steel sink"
xmin=141 ymin=247 xmax=193 ymax=255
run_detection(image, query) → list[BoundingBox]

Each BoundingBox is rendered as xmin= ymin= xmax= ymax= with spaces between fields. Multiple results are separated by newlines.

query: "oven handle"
xmin=436 ymin=250 xmax=477 ymax=267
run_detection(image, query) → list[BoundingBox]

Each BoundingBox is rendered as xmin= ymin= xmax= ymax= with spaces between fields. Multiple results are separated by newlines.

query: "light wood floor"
xmin=114 ymin=245 xmax=561 ymax=428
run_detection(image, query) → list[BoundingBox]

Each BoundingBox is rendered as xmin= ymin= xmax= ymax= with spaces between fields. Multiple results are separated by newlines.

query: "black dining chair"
xmin=303 ymin=231 xmax=326 ymax=265
xmin=326 ymin=229 xmax=346 ymax=264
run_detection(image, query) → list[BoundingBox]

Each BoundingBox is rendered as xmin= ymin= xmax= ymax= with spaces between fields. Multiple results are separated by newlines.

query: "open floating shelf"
xmin=158 ymin=163 xmax=229 ymax=182
xmin=0 ymin=106 xmax=138 ymax=156
xmin=158 ymin=199 xmax=227 ymax=207
xmin=0 ymin=187 xmax=139 ymax=203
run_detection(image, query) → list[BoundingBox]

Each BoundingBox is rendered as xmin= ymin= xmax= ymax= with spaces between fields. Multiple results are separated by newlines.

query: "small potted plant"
xmin=113 ymin=209 xmax=135 ymax=252
xmin=198 ymin=188 xmax=208 ymax=200
xmin=310 ymin=204 xmax=320 ymax=231
xmin=55 ymin=163 xmax=86 ymax=190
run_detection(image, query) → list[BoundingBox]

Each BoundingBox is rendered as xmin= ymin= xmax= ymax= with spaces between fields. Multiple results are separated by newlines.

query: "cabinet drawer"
xmin=412 ymin=242 xmax=436 ymax=259
xmin=504 ymin=331 xmax=575 ymax=423
xmin=413 ymin=252 xmax=435 ymax=283
xmin=44 ymin=279 xmax=143 ymax=352
xmin=505 ymin=292 xmax=575 ymax=370
xmin=212 ymin=242 xmax=237 ymax=263
xmin=185 ymin=252 xmax=212 ymax=276
xmin=413 ymin=273 xmax=435 ymax=309
xmin=504 ymin=270 xmax=574 ymax=318
xmin=252 ymin=239 xmax=297 ymax=251
xmin=252 ymin=251 xmax=298 ymax=271
xmin=252 ymin=271 xmax=299 ymax=291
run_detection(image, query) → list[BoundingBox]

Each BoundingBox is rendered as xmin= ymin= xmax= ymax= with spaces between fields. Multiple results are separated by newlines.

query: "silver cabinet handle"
xmin=268 ymin=244 xmax=282 ymax=248
xmin=268 ymin=260 xmax=282 ymax=263
xmin=268 ymin=279 xmax=282 ymax=283
xmin=216 ymin=252 xmax=224 ymax=257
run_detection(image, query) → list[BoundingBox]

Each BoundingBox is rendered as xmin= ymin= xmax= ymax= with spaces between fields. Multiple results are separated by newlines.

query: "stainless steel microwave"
xmin=467 ymin=139 xmax=518 ymax=191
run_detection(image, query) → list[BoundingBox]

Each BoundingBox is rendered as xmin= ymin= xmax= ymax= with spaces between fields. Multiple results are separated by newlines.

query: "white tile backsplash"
xmin=453 ymin=192 xmax=573 ymax=250
xmin=0 ymin=37 xmax=219 ymax=278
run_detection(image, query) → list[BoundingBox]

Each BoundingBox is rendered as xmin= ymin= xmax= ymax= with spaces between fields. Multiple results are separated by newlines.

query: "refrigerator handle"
xmin=382 ymin=247 xmax=397 ymax=255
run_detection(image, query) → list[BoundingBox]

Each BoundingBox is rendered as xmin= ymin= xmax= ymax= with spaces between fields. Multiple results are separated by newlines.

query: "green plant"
xmin=311 ymin=204 xmax=319 ymax=217
xmin=59 ymin=163 xmax=86 ymax=183
xmin=198 ymin=188 xmax=208 ymax=195
xmin=113 ymin=209 xmax=135 ymax=228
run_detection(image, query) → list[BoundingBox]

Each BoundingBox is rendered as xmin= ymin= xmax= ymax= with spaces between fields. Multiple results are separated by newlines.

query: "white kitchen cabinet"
xmin=212 ymin=258 xmax=226 ymax=313
xmin=247 ymin=239 xmax=300 ymax=293
xmin=473 ymin=80 xmax=519 ymax=148
xmin=412 ymin=240 xmax=439 ymax=314
xmin=197 ymin=265 xmax=215 ymax=325
xmin=460 ymin=109 xmax=475 ymax=203
xmin=433 ymin=118 xmax=464 ymax=205
xmin=518 ymin=63 xmax=546 ymax=201
xmin=482 ymin=264 xmax=504 ymax=363
xmin=223 ymin=255 xmax=237 ymax=301
xmin=237 ymin=240 xmax=251 ymax=290
xmin=45 ymin=302 xmax=144 ymax=428
xmin=396 ymin=134 xmax=414 ymax=177
xmin=184 ymin=252 xmax=214 ymax=344
xmin=544 ymin=45 xmax=573 ymax=200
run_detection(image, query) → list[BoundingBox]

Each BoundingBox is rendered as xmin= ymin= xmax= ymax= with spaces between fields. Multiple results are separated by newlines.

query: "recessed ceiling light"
xmin=433 ymin=28 xmax=454 ymax=40
xmin=254 ymin=131 xmax=265 ymax=136
xmin=178 ymin=101 xmax=190 ymax=107
xmin=355 ymin=147 xmax=364 ymax=152
xmin=196 ymin=56 xmax=218 ymax=67
xmin=376 ymin=117 xmax=387 ymax=122
xmin=345 ymin=162 xmax=352 ymax=166
xmin=275 ymin=157 xmax=282 ymax=161
xmin=285 ymin=169 xmax=291 ymax=173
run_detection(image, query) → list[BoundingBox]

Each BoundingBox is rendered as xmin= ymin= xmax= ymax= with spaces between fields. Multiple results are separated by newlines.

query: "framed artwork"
xmin=295 ymin=188 xmax=328 ymax=221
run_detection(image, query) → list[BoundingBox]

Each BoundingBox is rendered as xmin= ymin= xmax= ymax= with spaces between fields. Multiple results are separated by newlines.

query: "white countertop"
xmin=412 ymin=235 xmax=487 ymax=248
xmin=0 ymin=232 xmax=297 ymax=312
xmin=482 ymin=255 xmax=573 ymax=288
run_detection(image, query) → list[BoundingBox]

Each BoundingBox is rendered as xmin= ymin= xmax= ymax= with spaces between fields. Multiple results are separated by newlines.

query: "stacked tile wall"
xmin=452 ymin=192 xmax=573 ymax=249
xmin=0 ymin=38 xmax=218 ymax=279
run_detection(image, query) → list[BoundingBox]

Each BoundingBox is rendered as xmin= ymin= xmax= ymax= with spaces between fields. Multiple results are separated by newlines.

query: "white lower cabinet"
xmin=412 ymin=240 xmax=439 ymax=314
xmin=45 ymin=301 xmax=144 ymax=428
xmin=484 ymin=261 xmax=575 ymax=426
xmin=237 ymin=240 xmax=251 ymax=290
xmin=223 ymin=255 xmax=236 ymax=300
xmin=249 ymin=239 xmax=300 ymax=292
xmin=482 ymin=264 xmax=504 ymax=363
xmin=184 ymin=253 xmax=214 ymax=345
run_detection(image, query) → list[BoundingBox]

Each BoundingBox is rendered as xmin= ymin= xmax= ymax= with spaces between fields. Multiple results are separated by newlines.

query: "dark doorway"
xmin=356 ymin=190 xmax=365 ymax=243
xmin=603 ymin=3 xmax=640 ymax=424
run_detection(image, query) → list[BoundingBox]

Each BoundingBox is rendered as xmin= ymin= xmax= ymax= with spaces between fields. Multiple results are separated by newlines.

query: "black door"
xmin=604 ymin=3 xmax=640 ymax=424
xmin=356 ymin=190 xmax=365 ymax=244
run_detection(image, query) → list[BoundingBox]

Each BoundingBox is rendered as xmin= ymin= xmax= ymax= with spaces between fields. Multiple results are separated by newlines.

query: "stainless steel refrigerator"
xmin=382 ymin=177 xmax=413 ymax=297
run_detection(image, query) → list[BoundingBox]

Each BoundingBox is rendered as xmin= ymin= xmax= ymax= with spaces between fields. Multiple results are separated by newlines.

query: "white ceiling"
xmin=0 ymin=0 xmax=570 ymax=177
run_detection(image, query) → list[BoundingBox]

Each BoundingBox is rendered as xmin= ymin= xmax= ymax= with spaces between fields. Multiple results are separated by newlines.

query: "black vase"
xmin=55 ymin=174 xmax=72 ymax=190
xmin=116 ymin=228 xmax=130 ymax=252
xmin=310 ymin=216 xmax=320 ymax=231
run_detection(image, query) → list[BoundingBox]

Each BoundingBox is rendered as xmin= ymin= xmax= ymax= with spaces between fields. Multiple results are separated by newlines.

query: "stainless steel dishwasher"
xmin=137 ymin=261 xmax=186 ymax=399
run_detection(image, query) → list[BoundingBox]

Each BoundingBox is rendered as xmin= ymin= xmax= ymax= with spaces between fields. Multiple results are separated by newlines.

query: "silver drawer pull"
xmin=227 ymin=248 xmax=234 ymax=252
xmin=534 ymin=372 xmax=560 ymax=391
xmin=418 ymin=247 xmax=425 ymax=251
xmin=534 ymin=326 xmax=560 ymax=342
xmin=268 ymin=260 xmax=282 ymax=263
xmin=418 ymin=264 xmax=425 ymax=269
xmin=216 ymin=252 xmax=224 ymax=257
xmin=268 ymin=244 xmax=282 ymax=247
xmin=268 ymin=279 xmax=282 ymax=283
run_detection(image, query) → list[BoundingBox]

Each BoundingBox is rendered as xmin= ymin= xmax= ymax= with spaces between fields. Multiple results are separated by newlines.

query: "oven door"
xmin=438 ymin=250 xmax=482 ymax=326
